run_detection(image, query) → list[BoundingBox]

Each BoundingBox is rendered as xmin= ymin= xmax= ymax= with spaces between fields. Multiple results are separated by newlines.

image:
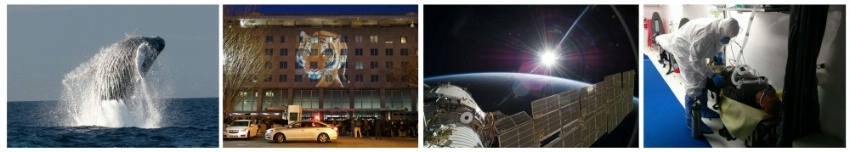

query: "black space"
xmin=425 ymin=5 xmax=639 ymax=96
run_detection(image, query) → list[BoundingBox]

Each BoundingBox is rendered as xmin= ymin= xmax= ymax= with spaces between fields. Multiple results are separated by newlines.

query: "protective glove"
xmin=707 ymin=73 xmax=725 ymax=93
xmin=715 ymin=52 xmax=724 ymax=65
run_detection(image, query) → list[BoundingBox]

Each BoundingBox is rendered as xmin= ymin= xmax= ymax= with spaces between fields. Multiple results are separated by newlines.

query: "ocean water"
xmin=7 ymin=98 xmax=219 ymax=148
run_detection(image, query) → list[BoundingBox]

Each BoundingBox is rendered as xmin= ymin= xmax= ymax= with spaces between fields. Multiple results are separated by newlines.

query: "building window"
xmin=401 ymin=61 xmax=409 ymax=67
xmin=265 ymin=61 xmax=272 ymax=69
xmin=354 ymin=90 xmax=380 ymax=109
xmin=341 ymin=48 xmax=348 ymax=56
xmin=370 ymin=49 xmax=378 ymax=56
xmin=355 ymin=75 xmax=363 ymax=82
xmin=385 ymin=41 xmax=393 ymax=44
xmin=310 ymin=48 xmax=319 ymax=56
xmin=370 ymin=62 xmax=378 ymax=69
xmin=295 ymin=75 xmax=303 ymax=82
xmin=266 ymin=48 xmax=274 ymax=56
xmin=370 ymin=35 xmax=378 ymax=43
xmin=266 ymin=36 xmax=273 ymax=43
xmin=355 ymin=36 xmax=362 ymax=43
xmin=356 ymin=61 xmax=363 ymax=70
xmin=386 ymin=61 xmax=393 ymax=69
xmin=310 ymin=78 xmax=318 ymax=83
xmin=355 ymin=48 xmax=363 ymax=56
xmin=280 ymin=48 xmax=288 ymax=56
xmin=400 ymin=36 xmax=408 ymax=44
xmin=233 ymin=91 xmax=258 ymax=112
xmin=370 ymin=75 xmax=379 ymax=82
xmin=264 ymin=75 xmax=272 ymax=82
xmin=386 ymin=90 xmax=413 ymax=111
xmin=325 ymin=75 xmax=333 ymax=82
xmin=280 ymin=36 xmax=286 ymax=43
xmin=324 ymin=90 xmax=349 ymax=109
xmin=279 ymin=75 xmax=287 ymax=82
xmin=262 ymin=90 xmax=288 ymax=112
xmin=387 ymin=74 xmax=392 ymax=82
xmin=385 ymin=49 xmax=393 ymax=56
xmin=310 ymin=62 xmax=318 ymax=70
xmin=341 ymin=36 xmax=348 ymax=43
xmin=400 ymin=49 xmax=409 ymax=56
xmin=279 ymin=62 xmax=287 ymax=69
xmin=293 ymin=90 xmax=319 ymax=109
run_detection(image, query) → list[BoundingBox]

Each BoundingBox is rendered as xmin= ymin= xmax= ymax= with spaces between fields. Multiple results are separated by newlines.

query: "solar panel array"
xmin=496 ymin=70 xmax=635 ymax=148
xmin=495 ymin=112 xmax=535 ymax=147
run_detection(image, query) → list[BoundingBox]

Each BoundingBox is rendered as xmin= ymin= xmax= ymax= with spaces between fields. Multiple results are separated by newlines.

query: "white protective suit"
xmin=655 ymin=18 xmax=739 ymax=98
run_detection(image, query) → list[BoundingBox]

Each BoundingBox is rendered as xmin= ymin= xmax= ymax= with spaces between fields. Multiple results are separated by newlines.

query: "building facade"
xmin=225 ymin=13 xmax=418 ymax=122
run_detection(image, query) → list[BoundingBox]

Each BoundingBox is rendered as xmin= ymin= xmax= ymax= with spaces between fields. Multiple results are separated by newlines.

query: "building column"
xmin=410 ymin=89 xmax=416 ymax=112
xmin=257 ymin=88 xmax=264 ymax=112
xmin=318 ymin=88 xmax=324 ymax=109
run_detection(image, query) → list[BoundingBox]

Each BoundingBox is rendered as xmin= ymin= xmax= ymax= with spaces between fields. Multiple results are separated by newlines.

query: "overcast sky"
xmin=7 ymin=5 xmax=219 ymax=101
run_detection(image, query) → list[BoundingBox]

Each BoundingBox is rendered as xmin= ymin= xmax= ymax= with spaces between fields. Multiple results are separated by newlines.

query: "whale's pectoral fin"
xmin=136 ymin=43 xmax=153 ymax=76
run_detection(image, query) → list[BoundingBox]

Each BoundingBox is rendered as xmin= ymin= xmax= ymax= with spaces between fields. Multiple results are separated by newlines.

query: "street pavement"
xmin=224 ymin=133 xmax=418 ymax=148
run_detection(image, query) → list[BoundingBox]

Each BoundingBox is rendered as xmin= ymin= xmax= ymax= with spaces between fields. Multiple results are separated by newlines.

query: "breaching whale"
xmin=69 ymin=36 xmax=165 ymax=101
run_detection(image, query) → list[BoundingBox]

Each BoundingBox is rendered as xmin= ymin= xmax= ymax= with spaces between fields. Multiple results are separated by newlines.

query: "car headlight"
xmin=241 ymin=128 xmax=248 ymax=132
xmin=267 ymin=129 xmax=274 ymax=133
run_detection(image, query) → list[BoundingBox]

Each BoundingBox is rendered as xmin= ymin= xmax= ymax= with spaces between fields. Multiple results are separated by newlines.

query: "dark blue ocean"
xmin=7 ymin=98 xmax=219 ymax=148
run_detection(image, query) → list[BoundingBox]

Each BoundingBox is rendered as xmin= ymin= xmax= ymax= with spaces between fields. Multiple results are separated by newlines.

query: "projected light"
xmin=540 ymin=51 xmax=558 ymax=66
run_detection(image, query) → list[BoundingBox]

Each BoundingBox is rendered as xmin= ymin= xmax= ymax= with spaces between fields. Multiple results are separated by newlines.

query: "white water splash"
xmin=61 ymin=37 xmax=169 ymax=128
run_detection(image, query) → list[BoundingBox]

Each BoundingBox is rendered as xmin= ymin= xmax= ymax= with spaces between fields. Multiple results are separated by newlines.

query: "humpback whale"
xmin=70 ymin=36 xmax=165 ymax=101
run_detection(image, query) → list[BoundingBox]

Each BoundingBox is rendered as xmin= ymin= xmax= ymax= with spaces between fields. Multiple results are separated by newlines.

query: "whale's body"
xmin=70 ymin=36 xmax=165 ymax=101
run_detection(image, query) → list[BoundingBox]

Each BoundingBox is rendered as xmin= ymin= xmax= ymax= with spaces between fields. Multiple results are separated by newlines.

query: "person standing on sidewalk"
xmin=354 ymin=118 xmax=363 ymax=138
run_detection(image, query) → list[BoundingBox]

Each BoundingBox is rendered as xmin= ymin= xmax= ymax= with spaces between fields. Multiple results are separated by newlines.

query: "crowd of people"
xmin=325 ymin=118 xmax=417 ymax=140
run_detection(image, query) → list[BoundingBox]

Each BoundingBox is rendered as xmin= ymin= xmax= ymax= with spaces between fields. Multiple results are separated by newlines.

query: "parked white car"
xmin=224 ymin=120 xmax=259 ymax=139
xmin=265 ymin=120 xmax=338 ymax=143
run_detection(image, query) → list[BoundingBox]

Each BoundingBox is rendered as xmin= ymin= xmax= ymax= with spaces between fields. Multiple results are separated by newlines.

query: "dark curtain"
xmin=778 ymin=5 xmax=829 ymax=147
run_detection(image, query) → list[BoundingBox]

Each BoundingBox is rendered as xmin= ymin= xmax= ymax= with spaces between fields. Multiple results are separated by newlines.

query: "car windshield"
xmin=230 ymin=121 xmax=249 ymax=126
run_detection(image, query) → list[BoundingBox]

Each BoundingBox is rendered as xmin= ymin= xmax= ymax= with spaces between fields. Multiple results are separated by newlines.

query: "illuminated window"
xmin=370 ymin=35 xmax=378 ymax=43
xmin=356 ymin=61 xmax=363 ymax=69
xmin=400 ymin=36 xmax=408 ymax=44
xmin=310 ymin=49 xmax=319 ymax=56
xmin=355 ymin=36 xmax=363 ymax=43
xmin=262 ymin=90 xmax=287 ymax=112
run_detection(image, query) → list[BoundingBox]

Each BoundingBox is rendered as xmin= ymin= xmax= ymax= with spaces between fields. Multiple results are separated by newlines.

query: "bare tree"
xmin=223 ymin=5 xmax=272 ymax=115
xmin=386 ymin=49 xmax=419 ymax=88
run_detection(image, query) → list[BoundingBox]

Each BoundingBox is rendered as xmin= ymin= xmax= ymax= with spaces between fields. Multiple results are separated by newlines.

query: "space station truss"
xmin=495 ymin=70 xmax=635 ymax=148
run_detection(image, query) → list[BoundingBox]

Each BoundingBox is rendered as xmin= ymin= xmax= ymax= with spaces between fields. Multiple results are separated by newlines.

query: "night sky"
xmin=425 ymin=5 xmax=639 ymax=90
xmin=225 ymin=5 xmax=418 ymax=14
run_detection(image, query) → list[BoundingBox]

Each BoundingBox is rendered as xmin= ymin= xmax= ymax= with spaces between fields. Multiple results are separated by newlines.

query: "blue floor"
xmin=643 ymin=56 xmax=711 ymax=148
